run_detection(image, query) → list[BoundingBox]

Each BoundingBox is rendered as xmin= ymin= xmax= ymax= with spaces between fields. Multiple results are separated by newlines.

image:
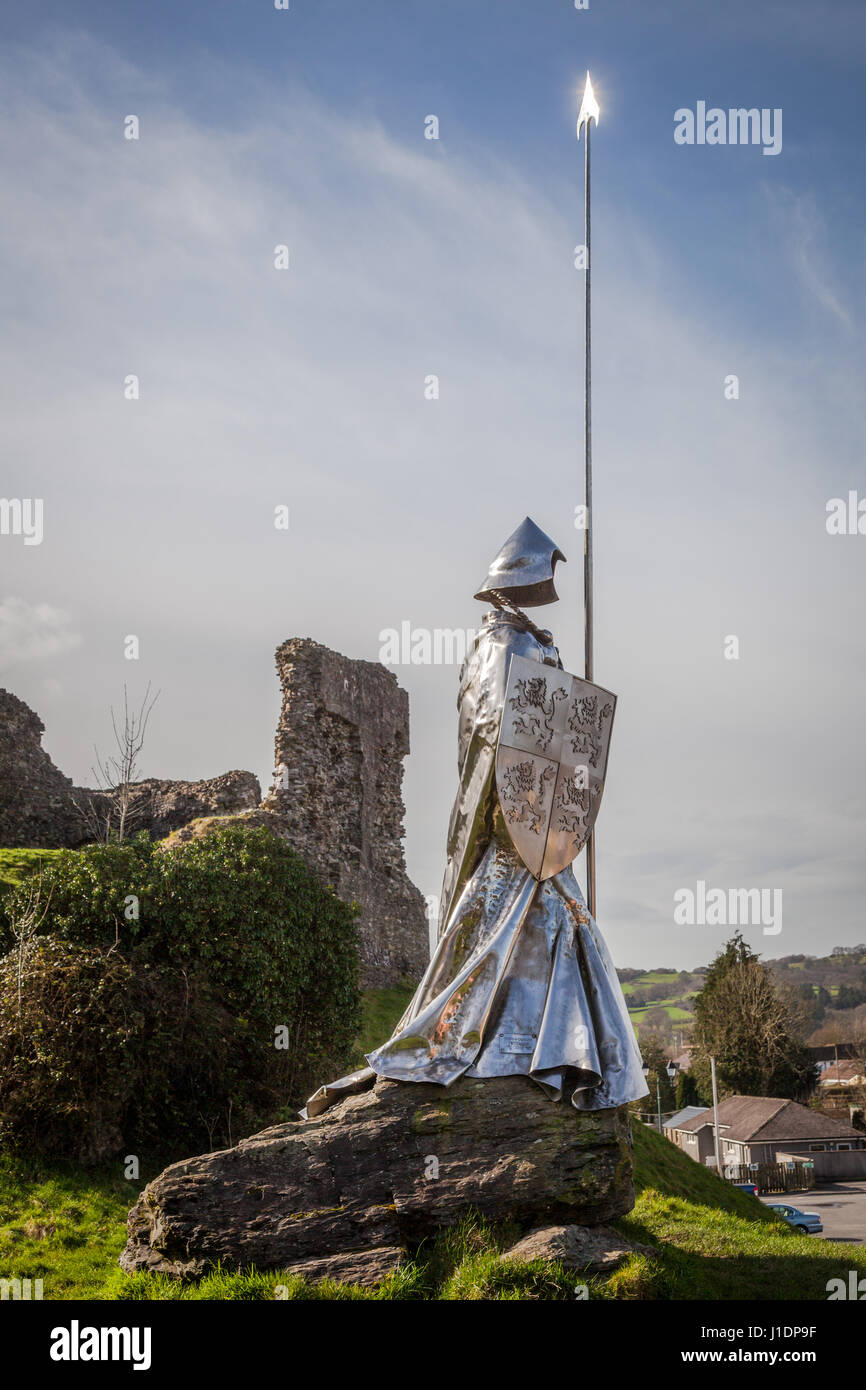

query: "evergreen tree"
xmin=675 ymin=1069 xmax=701 ymax=1109
xmin=638 ymin=1034 xmax=677 ymax=1118
xmin=691 ymin=934 xmax=816 ymax=1101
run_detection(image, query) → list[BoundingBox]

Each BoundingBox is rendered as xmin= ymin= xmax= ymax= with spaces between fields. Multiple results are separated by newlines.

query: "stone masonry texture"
xmin=262 ymin=638 xmax=428 ymax=988
xmin=120 ymin=1076 xmax=636 ymax=1281
xmin=0 ymin=688 xmax=259 ymax=847
xmin=0 ymin=690 xmax=84 ymax=848
xmin=1 ymin=639 xmax=429 ymax=990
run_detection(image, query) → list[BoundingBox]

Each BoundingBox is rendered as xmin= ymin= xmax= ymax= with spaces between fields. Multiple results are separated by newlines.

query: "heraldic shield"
xmin=495 ymin=653 xmax=616 ymax=880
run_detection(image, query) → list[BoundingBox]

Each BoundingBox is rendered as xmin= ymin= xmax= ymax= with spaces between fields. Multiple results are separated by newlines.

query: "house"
xmin=665 ymin=1107 xmax=716 ymax=1164
xmin=818 ymin=1060 xmax=865 ymax=1089
xmin=666 ymin=1095 xmax=866 ymax=1169
xmin=809 ymin=1043 xmax=858 ymax=1067
xmin=662 ymin=1105 xmax=708 ymax=1152
xmin=668 ymin=1049 xmax=693 ymax=1074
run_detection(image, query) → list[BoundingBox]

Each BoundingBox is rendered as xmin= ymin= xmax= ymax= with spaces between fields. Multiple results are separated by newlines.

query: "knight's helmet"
xmin=474 ymin=516 xmax=566 ymax=608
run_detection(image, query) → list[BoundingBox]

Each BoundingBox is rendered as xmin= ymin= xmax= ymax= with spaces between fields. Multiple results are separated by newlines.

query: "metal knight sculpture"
xmin=304 ymin=517 xmax=647 ymax=1118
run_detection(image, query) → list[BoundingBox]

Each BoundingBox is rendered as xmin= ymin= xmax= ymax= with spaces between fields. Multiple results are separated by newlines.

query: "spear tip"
xmin=577 ymin=70 xmax=600 ymax=140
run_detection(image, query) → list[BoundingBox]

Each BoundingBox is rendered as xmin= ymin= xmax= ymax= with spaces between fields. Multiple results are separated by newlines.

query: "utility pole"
xmin=577 ymin=71 xmax=600 ymax=917
xmin=710 ymin=1055 xmax=723 ymax=1174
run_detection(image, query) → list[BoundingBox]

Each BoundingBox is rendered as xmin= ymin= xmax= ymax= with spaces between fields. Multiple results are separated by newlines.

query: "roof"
xmin=819 ymin=1061 xmax=865 ymax=1085
xmin=669 ymin=1050 xmax=693 ymax=1070
xmin=663 ymin=1105 xmax=708 ymax=1131
xmin=809 ymin=1044 xmax=858 ymax=1063
xmin=675 ymin=1095 xmax=862 ymax=1143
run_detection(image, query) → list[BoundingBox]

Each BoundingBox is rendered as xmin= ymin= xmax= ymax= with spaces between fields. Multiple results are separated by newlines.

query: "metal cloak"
xmin=303 ymin=609 xmax=648 ymax=1118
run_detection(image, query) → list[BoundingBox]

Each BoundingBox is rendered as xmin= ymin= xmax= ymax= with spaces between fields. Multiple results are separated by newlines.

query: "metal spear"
xmin=577 ymin=70 xmax=600 ymax=917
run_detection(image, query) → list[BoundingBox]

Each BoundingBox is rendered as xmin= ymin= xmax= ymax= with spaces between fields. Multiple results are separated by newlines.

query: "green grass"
xmin=621 ymin=971 xmax=680 ymax=995
xmin=619 ymin=968 xmax=698 ymax=1025
xmin=0 ymin=847 xmax=64 ymax=897
xmin=350 ymin=984 xmax=415 ymax=1068
xmin=3 ymin=1116 xmax=863 ymax=1302
xmin=617 ymin=1124 xmax=866 ymax=1300
xmin=629 ymin=1001 xmax=694 ymax=1023
xmin=0 ymin=1153 xmax=165 ymax=1300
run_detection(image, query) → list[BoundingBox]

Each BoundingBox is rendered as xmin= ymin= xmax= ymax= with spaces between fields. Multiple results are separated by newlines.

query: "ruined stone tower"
xmin=262 ymin=638 xmax=428 ymax=989
xmin=0 ymin=690 xmax=83 ymax=848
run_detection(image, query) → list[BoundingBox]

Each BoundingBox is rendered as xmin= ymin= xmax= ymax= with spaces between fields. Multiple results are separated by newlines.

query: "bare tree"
xmin=9 ymin=869 xmax=52 ymax=1017
xmin=73 ymin=685 xmax=160 ymax=844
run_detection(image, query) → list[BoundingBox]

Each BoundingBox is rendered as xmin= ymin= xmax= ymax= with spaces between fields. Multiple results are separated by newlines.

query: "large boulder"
xmin=501 ymin=1223 xmax=653 ymax=1274
xmin=120 ymin=1075 xmax=635 ymax=1283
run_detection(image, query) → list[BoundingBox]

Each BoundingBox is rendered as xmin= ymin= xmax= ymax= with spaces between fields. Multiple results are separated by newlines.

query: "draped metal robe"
xmin=303 ymin=610 xmax=648 ymax=1119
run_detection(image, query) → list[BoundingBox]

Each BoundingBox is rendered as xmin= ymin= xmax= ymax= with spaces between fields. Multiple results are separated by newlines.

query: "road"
xmin=761 ymin=1181 xmax=866 ymax=1245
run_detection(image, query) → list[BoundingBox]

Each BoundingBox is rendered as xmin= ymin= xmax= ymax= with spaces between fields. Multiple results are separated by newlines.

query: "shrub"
xmin=0 ymin=826 xmax=361 ymax=1161
xmin=0 ymin=937 xmax=139 ymax=1162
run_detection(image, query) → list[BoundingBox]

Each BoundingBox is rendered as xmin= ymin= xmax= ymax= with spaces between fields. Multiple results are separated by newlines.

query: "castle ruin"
xmin=262 ymin=638 xmax=428 ymax=988
xmin=0 ymin=638 xmax=429 ymax=989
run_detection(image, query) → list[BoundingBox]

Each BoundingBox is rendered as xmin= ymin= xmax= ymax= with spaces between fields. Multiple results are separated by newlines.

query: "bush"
xmin=0 ymin=938 xmax=139 ymax=1161
xmin=0 ymin=826 xmax=361 ymax=1161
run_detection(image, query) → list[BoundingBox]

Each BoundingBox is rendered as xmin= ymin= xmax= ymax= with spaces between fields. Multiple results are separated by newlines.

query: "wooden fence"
xmin=723 ymin=1160 xmax=815 ymax=1194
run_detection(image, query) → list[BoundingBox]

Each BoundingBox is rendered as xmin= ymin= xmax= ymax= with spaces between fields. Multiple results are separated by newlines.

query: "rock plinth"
xmin=120 ymin=1075 xmax=635 ymax=1283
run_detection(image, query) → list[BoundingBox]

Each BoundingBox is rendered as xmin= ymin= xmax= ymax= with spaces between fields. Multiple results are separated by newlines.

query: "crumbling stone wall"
xmin=263 ymin=639 xmax=428 ymax=988
xmin=2 ymin=645 xmax=429 ymax=991
xmin=79 ymin=772 xmax=261 ymax=842
xmin=0 ymin=690 xmax=83 ymax=848
xmin=0 ymin=688 xmax=259 ymax=848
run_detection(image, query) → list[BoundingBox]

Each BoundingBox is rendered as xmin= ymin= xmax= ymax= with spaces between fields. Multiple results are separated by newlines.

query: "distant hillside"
xmin=618 ymin=948 xmax=866 ymax=1045
xmin=617 ymin=967 xmax=705 ymax=1038
xmin=768 ymin=948 xmax=866 ymax=996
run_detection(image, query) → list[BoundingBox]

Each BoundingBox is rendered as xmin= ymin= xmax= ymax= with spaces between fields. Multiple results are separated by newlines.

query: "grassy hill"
xmin=770 ymin=948 xmax=866 ymax=989
xmin=2 ymin=1119 xmax=862 ymax=1301
xmin=619 ymin=948 xmax=866 ymax=1042
xmin=619 ymin=968 xmax=702 ymax=1034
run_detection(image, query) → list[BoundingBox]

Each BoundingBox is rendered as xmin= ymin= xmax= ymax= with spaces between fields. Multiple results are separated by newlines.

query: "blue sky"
xmin=12 ymin=0 xmax=865 ymax=340
xmin=1 ymin=1 xmax=864 ymax=969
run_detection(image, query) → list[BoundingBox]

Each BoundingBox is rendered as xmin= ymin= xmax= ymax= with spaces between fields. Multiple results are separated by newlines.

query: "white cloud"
xmin=0 ymin=597 xmax=81 ymax=670
xmin=0 ymin=35 xmax=863 ymax=966
xmin=763 ymin=185 xmax=853 ymax=325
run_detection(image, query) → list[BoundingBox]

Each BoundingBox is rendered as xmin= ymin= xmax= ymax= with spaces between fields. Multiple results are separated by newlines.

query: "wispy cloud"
xmin=763 ymin=184 xmax=853 ymax=325
xmin=0 ymin=34 xmax=863 ymax=965
xmin=0 ymin=597 xmax=82 ymax=670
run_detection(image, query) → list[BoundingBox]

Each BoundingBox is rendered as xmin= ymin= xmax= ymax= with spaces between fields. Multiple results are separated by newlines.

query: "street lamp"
xmin=643 ymin=1060 xmax=678 ymax=1132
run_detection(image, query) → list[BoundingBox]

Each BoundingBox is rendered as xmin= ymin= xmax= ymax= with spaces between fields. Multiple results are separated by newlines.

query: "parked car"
xmin=732 ymin=1182 xmax=759 ymax=1197
xmin=768 ymin=1203 xmax=823 ymax=1234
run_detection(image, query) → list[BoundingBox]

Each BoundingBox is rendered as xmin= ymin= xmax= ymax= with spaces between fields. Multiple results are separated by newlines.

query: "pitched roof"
xmin=669 ymin=1050 xmax=693 ymax=1070
xmin=675 ymin=1095 xmax=862 ymax=1142
xmin=819 ymin=1061 xmax=865 ymax=1084
xmin=663 ymin=1105 xmax=708 ymax=1130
